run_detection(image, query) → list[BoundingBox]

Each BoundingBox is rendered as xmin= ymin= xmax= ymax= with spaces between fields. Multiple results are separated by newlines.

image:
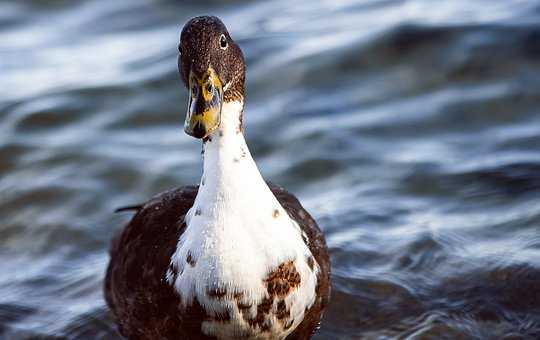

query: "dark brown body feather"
xmin=105 ymin=184 xmax=330 ymax=340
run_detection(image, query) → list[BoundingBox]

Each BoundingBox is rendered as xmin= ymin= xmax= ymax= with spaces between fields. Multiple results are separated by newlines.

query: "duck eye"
xmin=219 ymin=34 xmax=228 ymax=49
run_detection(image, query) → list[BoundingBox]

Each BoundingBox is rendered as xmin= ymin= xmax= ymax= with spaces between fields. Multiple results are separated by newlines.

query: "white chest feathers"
xmin=166 ymin=102 xmax=320 ymax=339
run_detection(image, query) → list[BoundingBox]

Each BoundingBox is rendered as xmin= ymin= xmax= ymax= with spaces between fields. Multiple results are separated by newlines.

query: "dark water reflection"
xmin=2 ymin=0 xmax=540 ymax=339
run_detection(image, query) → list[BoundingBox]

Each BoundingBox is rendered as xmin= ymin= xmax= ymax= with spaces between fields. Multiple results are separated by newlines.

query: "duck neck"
xmin=195 ymin=100 xmax=269 ymax=208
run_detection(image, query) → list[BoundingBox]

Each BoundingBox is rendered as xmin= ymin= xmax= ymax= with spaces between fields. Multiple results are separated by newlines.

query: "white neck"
xmin=199 ymin=100 xmax=263 ymax=205
xmin=167 ymin=101 xmax=318 ymax=339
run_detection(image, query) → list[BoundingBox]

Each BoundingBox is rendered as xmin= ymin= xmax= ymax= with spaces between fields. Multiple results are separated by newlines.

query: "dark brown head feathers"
xmin=178 ymin=16 xmax=245 ymax=102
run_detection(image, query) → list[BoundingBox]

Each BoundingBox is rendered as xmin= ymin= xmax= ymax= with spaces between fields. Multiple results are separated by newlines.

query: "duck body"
xmin=105 ymin=185 xmax=329 ymax=340
xmin=104 ymin=16 xmax=330 ymax=340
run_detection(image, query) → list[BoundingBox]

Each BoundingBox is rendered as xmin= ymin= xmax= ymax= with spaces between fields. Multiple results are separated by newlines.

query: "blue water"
xmin=1 ymin=0 xmax=540 ymax=338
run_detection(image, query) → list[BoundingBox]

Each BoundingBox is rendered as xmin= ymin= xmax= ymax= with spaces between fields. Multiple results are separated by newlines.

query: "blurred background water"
xmin=1 ymin=0 xmax=540 ymax=339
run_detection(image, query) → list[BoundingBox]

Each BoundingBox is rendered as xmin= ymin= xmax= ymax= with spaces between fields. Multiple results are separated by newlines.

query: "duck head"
xmin=179 ymin=16 xmax=245 ymax=139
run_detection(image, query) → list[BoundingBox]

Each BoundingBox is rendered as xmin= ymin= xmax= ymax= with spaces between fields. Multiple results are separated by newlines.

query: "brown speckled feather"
xmin=105 ymin=183 xmax=330 ymax=340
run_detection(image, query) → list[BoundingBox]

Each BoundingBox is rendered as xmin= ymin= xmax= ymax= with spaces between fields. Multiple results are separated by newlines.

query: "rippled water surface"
xmin=2 ymin=0 xmax=540 ymax=339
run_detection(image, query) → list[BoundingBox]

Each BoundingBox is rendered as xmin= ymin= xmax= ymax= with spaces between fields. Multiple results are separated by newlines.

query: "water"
xmin=1 ymin=0 xmax=540 ymax=338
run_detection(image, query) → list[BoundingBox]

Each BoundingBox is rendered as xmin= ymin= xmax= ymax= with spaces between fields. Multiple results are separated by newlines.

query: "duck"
xmin=104 ymin=16 xmax=330 ymax=340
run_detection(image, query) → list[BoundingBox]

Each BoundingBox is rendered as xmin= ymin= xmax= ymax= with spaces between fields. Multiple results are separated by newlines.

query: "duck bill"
xmin=184 ymin=68 xmax=223 ymax=139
